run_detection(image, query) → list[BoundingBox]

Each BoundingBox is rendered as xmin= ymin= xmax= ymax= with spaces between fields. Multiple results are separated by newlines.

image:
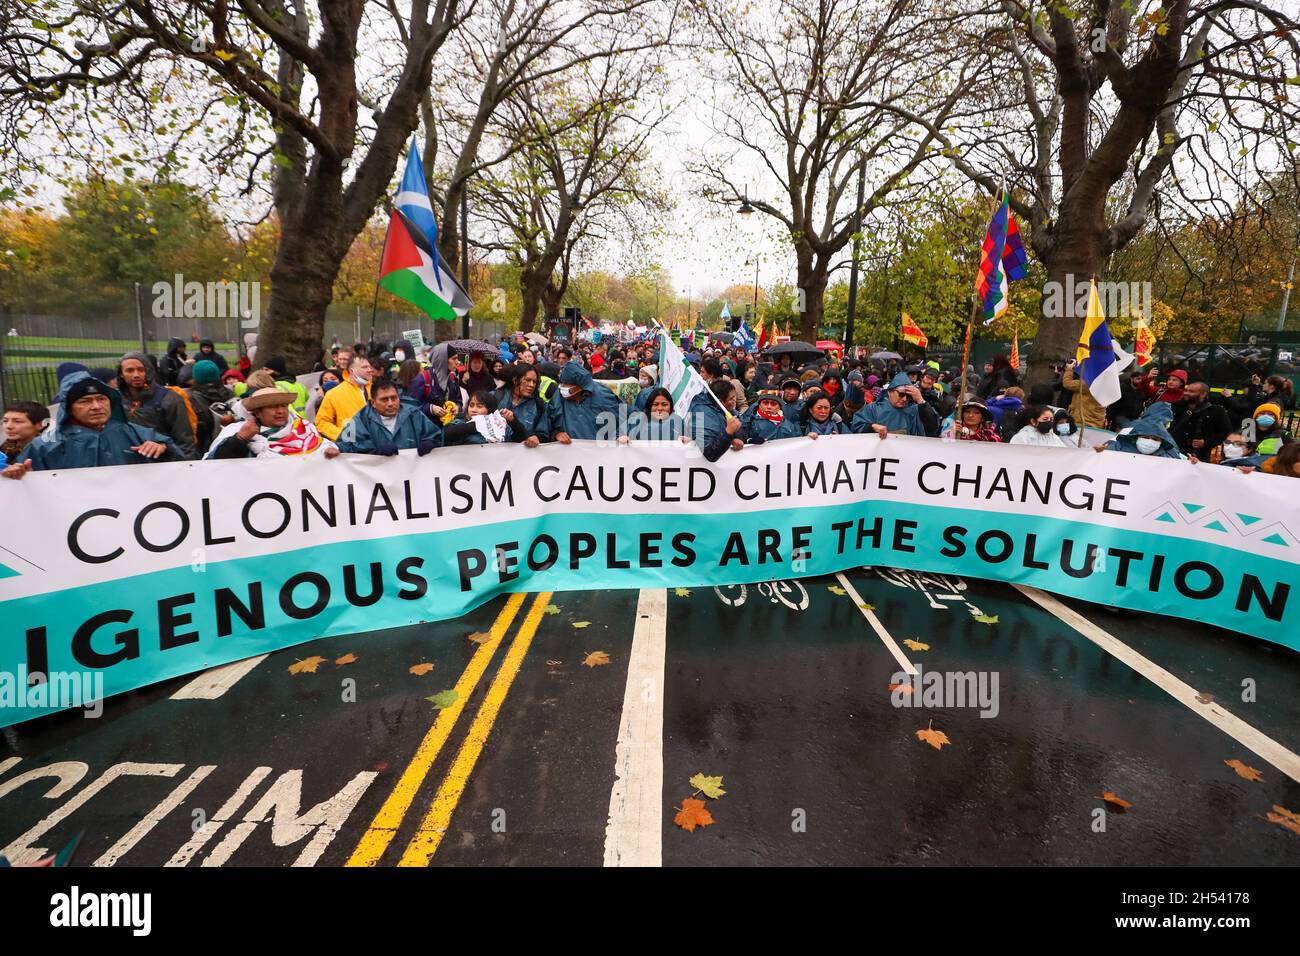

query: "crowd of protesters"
xmin=2 ymin=329 xmax=1297 ymax=481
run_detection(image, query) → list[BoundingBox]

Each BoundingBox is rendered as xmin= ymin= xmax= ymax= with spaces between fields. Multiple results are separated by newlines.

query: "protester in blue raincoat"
xmin=3 ymin=379 xmax=176 ymax=478
xmin=443 ymin=390 xmax=530 ymax=446
xmin=801 ymin=389 xmax=847 ymax=436
xmin=740 ymin=389 xmax=803 ymax=443
xmin=550 ymin=360 xmax=625 ymax=441
xmin=326 ymin=378 xmax=441 ymax=457
xmin=1095 ymin=401 xmax=1184 ymax=459
xmin=851 ymin=372 xmax=931 ymax=437
xmin=624 ymin=387 xmax=685 ymax=441
xmin=496 ymin=364 xmax=552 ymax=447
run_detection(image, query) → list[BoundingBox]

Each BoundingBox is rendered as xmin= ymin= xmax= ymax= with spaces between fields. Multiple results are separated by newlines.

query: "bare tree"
xmin=1 ymin=1 xmax=469 ymax=370
xmin=898 ymin=0 xmax=1300 ymax=379
xmin=691 ymin=0 xmax=976 ymax=340
xmin=474 ymin=54 xmax=672 ymax=330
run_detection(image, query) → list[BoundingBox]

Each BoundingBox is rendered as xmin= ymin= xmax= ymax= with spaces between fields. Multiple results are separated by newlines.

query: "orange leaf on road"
xmin=1224 ymin=759 xmax=1263 ymax=782
xmin=467 ymin=630 xmax=492 ymax=644
xmin=1100 ymin=791 xmax=1133 ymax=811
xmin=288 ymin=656 xmax=327 ymax=674
xmin=583 ymin=651 xmax=611 ymax=668
xmin=888 ymin=682 xmax=915 ymax=696
xmin=335 ymin=652 xmax=358 ymax=666
xmin=409 ymin=662 xmax=435 ymax=676
xmin=1265 ymin=805 xmax=1300 ymax=836
xmin=674 ymin=798 xmax=716 ymax=832
xmin=915 ymin=720 xmax=950 ymax=750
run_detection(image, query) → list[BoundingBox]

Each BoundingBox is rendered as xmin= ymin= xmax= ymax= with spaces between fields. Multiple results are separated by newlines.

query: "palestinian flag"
xmin=379 ymin=208 xmax=472 ymax=321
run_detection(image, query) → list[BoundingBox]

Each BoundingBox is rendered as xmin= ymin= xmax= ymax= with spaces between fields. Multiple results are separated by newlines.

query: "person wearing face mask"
xmin=549 ymin=360 xmax=625 ymax=442
xmin=1009 ymin=404 xmax=1072 ymax=447
xmin=315 ymin=353 xmax=373 ymax=441
xmin=634 ymin=365 xmax=660 ymax=411
xmin=1095 ymin=401 xmax=1184 ymax=459
xmin=1171 ymin=380 xmax=1232 ymax=461
xmin=1250 ymin=402 xmax=1293 ymax=458
xmin=800 ymin=389 xmax=847 ymax=437
xmin=1218 ymin=430 xmax=1265 ymax=468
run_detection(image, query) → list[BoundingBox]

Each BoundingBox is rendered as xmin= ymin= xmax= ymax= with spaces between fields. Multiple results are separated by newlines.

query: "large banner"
xmin=2 ymin=436 xmax=1297 ymax=725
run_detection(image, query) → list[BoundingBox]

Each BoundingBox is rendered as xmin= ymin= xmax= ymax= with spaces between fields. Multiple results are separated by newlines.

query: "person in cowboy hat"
xmin=944 ymin=400 xmax=1001 ymax=442
xmin=207 ymin=387 xmax=333 ymax=459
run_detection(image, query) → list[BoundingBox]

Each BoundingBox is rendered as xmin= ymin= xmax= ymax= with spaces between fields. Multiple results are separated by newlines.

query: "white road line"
xmin=603 ymin=588 xmax=666 ymax=867
xmin=94 ymin=764 xmax=217 ymax=867
xmin=1016 ymin=585 xmax=1300 ymax=785
xmin=170 ymin=655 xmax=268 ymax=700
xmin=835 ymin=572 xmax=917 ymax=676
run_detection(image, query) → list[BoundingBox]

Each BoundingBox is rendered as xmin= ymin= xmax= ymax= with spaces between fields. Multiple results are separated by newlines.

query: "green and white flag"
xmin=658 ymin=327 xmax=706 ymax=419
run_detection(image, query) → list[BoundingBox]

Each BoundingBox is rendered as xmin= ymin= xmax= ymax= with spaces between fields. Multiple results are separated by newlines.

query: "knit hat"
xmin=263 ymin=355 xmax=288 ymax=376
xmin=66 ymin=378 xmax=114 ymax=404
xmin=1167 ymin=369 xmax=1188 ymax=384
xmin=193 ymin=359 xmax=221 ymax=385
xmin=57 ymin=362 xmax=89 ymax=384
xmin=1254 ymin=402 xmax=1282 ymax=421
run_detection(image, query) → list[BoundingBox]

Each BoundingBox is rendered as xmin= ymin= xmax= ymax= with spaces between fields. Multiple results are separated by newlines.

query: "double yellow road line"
xmin=347 ymin=590 xmax=553 ymax=867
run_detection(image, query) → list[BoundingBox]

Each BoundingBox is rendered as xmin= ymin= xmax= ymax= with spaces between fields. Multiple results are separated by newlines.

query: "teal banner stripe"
xmin=1 ymin=500 xmax=1296 ymax=726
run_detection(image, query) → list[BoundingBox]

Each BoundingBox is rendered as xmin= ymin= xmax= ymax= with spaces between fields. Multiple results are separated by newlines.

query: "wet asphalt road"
xmin=1 ymin=569 xmax=1297 ymax=867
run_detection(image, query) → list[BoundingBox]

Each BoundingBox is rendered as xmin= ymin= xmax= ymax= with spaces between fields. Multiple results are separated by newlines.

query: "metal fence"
xmin=0 ymin=305 xmax=509 ymax=406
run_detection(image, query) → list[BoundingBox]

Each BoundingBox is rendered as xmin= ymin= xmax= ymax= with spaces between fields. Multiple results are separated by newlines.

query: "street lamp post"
xmin=845 ymin=156 xmax=866 ymax=353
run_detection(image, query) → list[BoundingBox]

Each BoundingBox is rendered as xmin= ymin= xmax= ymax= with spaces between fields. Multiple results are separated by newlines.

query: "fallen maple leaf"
xmin=973 ymin=614 xmax=999 ymax=625
xmin=1100 ymin=791 xmax=1133 ymax=811
xmin=335 ymin=652 xmax=358 ymax=666
xmin=583 ymin=651 xmax=610 ymax=667
xmin=915 ymin=720 xmax=950 ymax=750
xmin=543 ymin=604 xmax=560 ymax=615
xmin=888 ymin=682 xmax=915 ymax=696
xmin=1264 ymin=805 xmax=1300 ymax=836
xmin=288 ymin=656 xmax=327 ymax=675
xmin=674 ymin=587 xmax=692 ymax=597
xmin=689 ymin=773 xmax=726 ymax=799
xmin=467 ymin=630 xmax=492 ymax=644
xmin=857 ymin=602 xmax=875 ymax=611
xmin=1224 ymin=759 xmax=1263 ymax=782
xmin=426 ymin=689 xmax=458 ymax=709
xmin=903 ymin=638 xmax=929 ymax=652
xmin=409 ymin=662 xmax=435 ymax=676
xmin=827 ymin=585 xmax=847 ymax=595
xmin=674 ymin=798 xmax=716 ymax=832
xmin=572 ymin=621 xmax=591 ymax=629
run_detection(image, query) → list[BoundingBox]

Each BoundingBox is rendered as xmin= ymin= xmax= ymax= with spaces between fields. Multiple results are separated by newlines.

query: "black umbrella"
xmin=766 ymin=340 xmax=826 ymax=361
xmin=444 ymin=338 xmax=495 ymax=355
xmin=871 ymin=350 xmax=903 ymax=361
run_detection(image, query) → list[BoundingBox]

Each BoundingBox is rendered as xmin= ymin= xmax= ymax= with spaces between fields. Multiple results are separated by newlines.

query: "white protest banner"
xmin=1 ymin=436 xmax=1296 ymax=724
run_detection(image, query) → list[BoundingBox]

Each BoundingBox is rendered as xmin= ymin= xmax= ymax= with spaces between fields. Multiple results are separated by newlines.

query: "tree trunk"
xmin=796 ymin=248 xmax=828 ymax=342
xmin=541 ymin=281 xmax=563 ymax=326
xmin=519 ymin=271 xmax=545 ymax=334
xmin=1031 ymin=229 xmax=1106 ymax=387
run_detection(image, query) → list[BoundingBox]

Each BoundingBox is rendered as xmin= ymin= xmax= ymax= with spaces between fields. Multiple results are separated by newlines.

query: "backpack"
xmin=165 ymin=385 xmax=200 ymax=437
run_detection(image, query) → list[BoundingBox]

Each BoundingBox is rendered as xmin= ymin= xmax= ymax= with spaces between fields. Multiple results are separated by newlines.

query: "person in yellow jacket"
xmin=315 ymin=354 xmax=372 ymax=440
xmin=1061 ymin=361 xmax=1107 ymax=428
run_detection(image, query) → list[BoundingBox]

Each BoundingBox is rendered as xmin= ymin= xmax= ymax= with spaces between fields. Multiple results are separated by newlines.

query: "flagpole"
xmin=956 ymin=296 xmax=977 ymax=413
xmin=368 ymin=216 xmax=393 ymax=348
xmin=654 ymin=318 xmax=734 ymax=419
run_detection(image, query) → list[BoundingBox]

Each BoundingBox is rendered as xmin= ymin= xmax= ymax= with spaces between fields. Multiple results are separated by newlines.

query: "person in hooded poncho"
xmin=550 ymin=361 xmax=625 ymax=441
xmin=326 ymin=378 xmax=441 ymax=457
xmin=495 ymin=364 xmax=552 ymax=446
xmin=624 ymin=387 xmax=685 ymax=441
xmin=851 ymin=372 xmax=932 ymax=437
xmin=740 ymin=389 xmax=803 ymax=443
xmin=5 ymin=378 xmax=176 ymax=478
xmin=800 ymin=389 xmax=847 ymax=436
xmin=1096 ymin=401 xmax=1184 ymax=459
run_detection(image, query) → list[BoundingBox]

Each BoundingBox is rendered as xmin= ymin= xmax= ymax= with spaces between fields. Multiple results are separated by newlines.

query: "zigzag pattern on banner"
xmin=1143 ymin=500 xmax=1299 ymax=549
